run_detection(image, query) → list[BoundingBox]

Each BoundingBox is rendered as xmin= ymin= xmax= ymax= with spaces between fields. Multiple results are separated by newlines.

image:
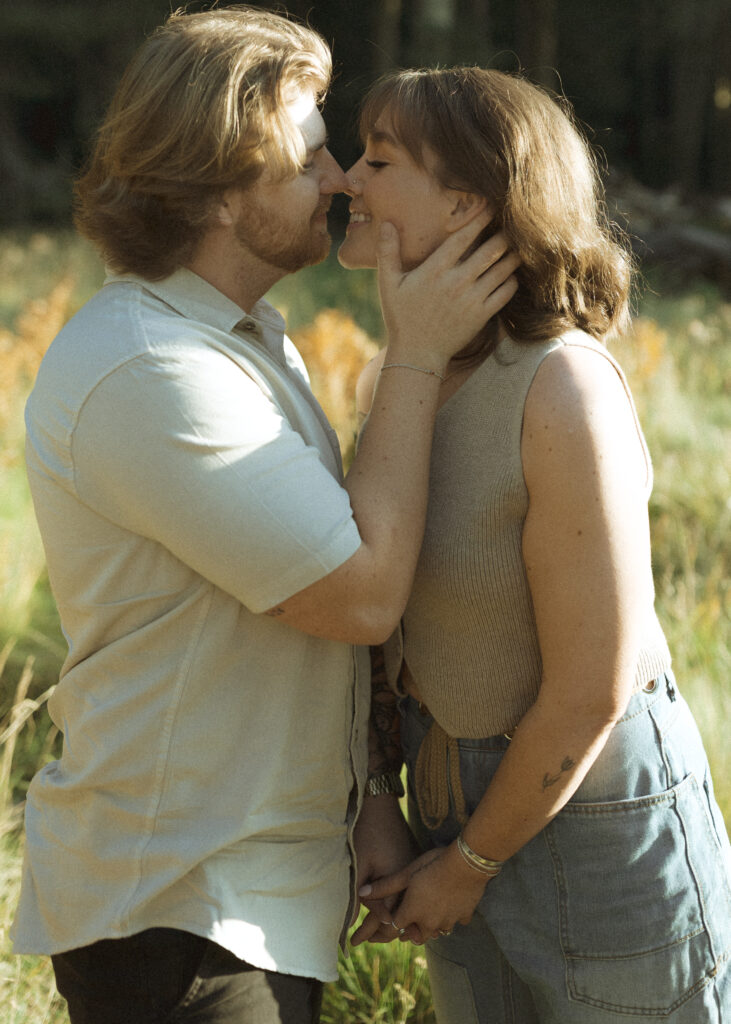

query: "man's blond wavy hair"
xmin=75 ymin=6 xmax=331 ymax=279
xmin=361 ymin=67 xmax=633 ymax=351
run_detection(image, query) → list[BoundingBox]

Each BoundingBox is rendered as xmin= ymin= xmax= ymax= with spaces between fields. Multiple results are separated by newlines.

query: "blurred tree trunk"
xmin=403 ymin=0 xmax=492 ymax=66
xmin=635 ymin=0 xmax=727 ymax=195
xmin=373 ymin=0 xmax=403 ymax=73
xmin=515 ymin=0 xmax=557 ymax=89
xmin=667 ymin=0 xmax=724 ymax=194
xmin=707 ymin=8 xmax=731 ymax=195
xmin=454 ymin=0 xmax=492 ymax=63
xmin=669 ymin=0 xmax=727 ymax=195
xmin=636 ymin=0 xmax=665 ymax=188
xmin=407 ymin=0 xmax=453 ymax=64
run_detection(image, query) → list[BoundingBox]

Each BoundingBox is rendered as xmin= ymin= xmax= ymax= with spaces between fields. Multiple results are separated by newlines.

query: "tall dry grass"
xmin=0 ymin=237 xmax=727 ymax=1024
xmin=292 ymin=309 xmax=380 ymax=463
xmin=615 ymin=298 xmax=731 ymax=818
xmin=0 ymin=280 xmax=75 ymax=638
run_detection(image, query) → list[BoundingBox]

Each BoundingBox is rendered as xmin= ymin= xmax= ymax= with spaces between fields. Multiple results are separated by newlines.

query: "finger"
xmin=454 ymin=244 xmax=519 ymax=317
xmin=359 ymin=871 xmax=409 ymax=902
xmin=459 ymin=232 xmax=515 ymax=282
xmin=418 ymin=209 xmax=493 ymax=271
xmin=481 ymin=272 xmax=519 ymax=323
xmin=367 ymin=925 xmax=402 ymax=944
xmin=351 ymin=909 xmax=387 ymax=947
xmin=401 ymin=924 xmax=424 ymax=944
xmin=375 ymin=222 xmax=402 ymax=279
xmin=361 ymin=896 xmax=396 ymax=922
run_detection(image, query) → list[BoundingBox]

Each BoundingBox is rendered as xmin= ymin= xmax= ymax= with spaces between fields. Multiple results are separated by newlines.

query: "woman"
xmin=339 ymin=68 xmax=731 ymax=1023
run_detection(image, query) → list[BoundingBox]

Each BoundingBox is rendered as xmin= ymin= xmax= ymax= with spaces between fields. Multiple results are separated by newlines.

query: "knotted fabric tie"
xmin=414 ymin=718 xmax=468 ymax=831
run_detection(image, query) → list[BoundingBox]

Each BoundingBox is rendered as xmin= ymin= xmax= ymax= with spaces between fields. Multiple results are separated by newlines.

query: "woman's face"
xmin=337 ymin=114 xmax=459 ymax=272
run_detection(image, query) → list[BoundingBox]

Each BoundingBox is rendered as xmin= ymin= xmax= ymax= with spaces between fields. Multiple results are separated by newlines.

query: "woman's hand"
xmin=357 ymin=842 xmax=491 ymax=945
xmin=377 ymin=215 xmax=519 ymax=374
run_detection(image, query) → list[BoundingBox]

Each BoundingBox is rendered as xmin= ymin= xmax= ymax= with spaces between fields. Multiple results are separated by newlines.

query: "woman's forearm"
xmin=461 ymin=692 xmax=624 ymax=863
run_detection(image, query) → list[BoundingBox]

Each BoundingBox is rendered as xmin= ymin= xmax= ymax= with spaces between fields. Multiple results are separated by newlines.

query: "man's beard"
xmin=234 ymin=202 xmax=331 ymax=273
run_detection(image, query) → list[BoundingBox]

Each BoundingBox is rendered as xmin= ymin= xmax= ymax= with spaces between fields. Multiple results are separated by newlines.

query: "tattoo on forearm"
xmin=367 ymin=646 xmax=403 ymax=774
xmin=265 ymin=606 xmax=285 ymax=617
xmin=542 ymin=757 xmax=576 ymax=791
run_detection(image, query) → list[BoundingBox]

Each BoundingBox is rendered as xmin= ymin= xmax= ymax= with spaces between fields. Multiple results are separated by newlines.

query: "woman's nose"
xmin=344 ymin=164 xmax=364 ymax=196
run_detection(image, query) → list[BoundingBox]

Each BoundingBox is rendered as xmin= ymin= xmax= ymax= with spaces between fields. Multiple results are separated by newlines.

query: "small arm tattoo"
xmin=367 ymin=646 xmax=403 ymax=774
xmin=265 ymin=606 xmax=285 ymax=617
xmin=542 ymin=757 xmax=576 ymax=791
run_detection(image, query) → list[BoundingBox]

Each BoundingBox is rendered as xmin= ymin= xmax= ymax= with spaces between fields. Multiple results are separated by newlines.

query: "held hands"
xmin=376 ymin=213 xmax=520 ymax=374
xmin=352 ymin=795 xmax=421 ymax=945
xmin=354 ymin=841 xmax=491 ymax=946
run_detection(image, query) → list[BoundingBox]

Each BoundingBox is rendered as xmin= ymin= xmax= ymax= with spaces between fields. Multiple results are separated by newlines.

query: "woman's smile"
xmin=338 ymin=115 xmax=462 ymax=271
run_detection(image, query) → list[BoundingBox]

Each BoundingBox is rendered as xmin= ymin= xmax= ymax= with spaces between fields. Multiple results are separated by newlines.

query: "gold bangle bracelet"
xmin=456 ymin=833 xmax=504 ymax=877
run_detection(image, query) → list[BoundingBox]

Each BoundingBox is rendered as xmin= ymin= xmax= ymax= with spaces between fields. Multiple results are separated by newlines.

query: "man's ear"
xmin=446 ymin=192 xmax=489 ymax=233
xmin=213 ymin=189 xmax=240 ymax=228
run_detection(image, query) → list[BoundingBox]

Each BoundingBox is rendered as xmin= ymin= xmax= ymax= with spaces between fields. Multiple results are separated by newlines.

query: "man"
xmin=12 ymin=6 xmax=517 ymax=1022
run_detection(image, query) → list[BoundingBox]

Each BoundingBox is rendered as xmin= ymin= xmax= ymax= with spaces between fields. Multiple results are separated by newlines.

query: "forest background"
xmin=0 ymin=1 xmax=729 ymax=1021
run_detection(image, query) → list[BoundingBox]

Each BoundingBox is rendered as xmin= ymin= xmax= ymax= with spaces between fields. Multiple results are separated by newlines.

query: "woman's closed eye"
xmin=366 ymin=159 xmax=388 ymax=169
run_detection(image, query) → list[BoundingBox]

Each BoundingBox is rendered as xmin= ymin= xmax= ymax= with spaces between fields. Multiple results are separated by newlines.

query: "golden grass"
xmin=0 ymin=248 xmax=727 ymax=1023
xmin=291 ymin=308 xmax=380 ymax=462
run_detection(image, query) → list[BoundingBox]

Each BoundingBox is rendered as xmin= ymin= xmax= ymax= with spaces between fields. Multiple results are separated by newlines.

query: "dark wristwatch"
xmin=365 ymin=769 xmax=405 ymax=798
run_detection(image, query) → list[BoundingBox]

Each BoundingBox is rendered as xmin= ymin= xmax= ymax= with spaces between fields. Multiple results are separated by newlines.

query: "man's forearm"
xmin=366 ymin=645 xmax=403 ymax=776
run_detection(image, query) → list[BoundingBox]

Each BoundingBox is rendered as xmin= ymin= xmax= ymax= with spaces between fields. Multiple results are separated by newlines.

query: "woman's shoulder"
xmin=501 ymin=328 xmax=608 ymax=360
xmin=522 ymin=330 xmax=650 ymax=488
xmin=526 ymin=335 xmax=628 ymax=422
xmin=497 ymin=330 xmax=623 ymax=403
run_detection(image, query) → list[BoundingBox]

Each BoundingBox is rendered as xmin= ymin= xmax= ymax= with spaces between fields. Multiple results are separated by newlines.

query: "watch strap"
xmin=365 ymin=769 xmax=405 ymax=797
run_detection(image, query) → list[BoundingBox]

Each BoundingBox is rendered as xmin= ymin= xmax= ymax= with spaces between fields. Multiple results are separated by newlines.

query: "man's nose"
xmin=320 ymin=148 xmax=350 ymax=194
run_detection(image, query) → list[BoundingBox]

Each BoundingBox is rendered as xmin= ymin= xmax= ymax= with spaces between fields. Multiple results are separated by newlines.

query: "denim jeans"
xmin=401 ymin=673 xmax=731 ymax=1023
xmin=51 ymin=928 xmax=323 ymax=1024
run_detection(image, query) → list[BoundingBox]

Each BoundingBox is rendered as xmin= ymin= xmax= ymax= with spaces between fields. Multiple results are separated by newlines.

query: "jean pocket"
xmin=546 ymin=772 xmax=731 ymax=1016
xmin=425 ymin=944 xmax=480 ymax=1024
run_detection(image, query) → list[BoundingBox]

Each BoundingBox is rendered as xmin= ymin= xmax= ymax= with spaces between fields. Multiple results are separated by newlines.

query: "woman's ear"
xmin=446 ymin=192 xmax=490 ymax=233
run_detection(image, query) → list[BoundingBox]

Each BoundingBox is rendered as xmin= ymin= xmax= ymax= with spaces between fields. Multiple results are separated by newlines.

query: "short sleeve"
xmin=71 ymin=349 xmax=362 ymax=611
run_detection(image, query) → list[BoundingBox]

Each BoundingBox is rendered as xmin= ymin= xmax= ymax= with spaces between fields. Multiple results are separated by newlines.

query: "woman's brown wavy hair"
xmin=360 ymin=67 xmax=633 ymax=353
xmin=74 ymin=6 xmax=331 ymax=280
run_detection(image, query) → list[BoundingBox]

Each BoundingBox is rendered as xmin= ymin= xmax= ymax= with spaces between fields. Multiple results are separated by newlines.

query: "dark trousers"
xmin=51 ymin=928 xmax=323 ymax=1024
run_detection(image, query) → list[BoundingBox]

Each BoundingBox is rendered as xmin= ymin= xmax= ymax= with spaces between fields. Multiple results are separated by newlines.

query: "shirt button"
xmin=241 ymin=318 xmax=256 ymax=331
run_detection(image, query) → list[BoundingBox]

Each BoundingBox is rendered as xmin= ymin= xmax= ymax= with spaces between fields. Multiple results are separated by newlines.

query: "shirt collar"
xmin=104 ymin=267 xmax=286 ymax=340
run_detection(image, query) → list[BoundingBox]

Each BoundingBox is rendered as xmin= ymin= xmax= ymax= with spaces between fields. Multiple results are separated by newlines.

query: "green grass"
xmin=0 ymin=231 xmax=728 ymax=1021
xmin=0 ymin=837 xmax=68 ymax=1023
xmin=268 ymin=246 xmax=384 ymax=339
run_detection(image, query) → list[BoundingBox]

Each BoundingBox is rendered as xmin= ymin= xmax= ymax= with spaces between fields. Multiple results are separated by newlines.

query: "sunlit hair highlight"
xmin=75 ymin=5 xmax=331 ymax=279
xmin=360 ymin=67 xmax=633 ymax=351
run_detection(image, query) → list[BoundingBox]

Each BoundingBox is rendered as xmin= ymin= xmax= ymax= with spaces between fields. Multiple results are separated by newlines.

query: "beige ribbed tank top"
xmin=384 ymin=331 xmax=671 ymax=738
